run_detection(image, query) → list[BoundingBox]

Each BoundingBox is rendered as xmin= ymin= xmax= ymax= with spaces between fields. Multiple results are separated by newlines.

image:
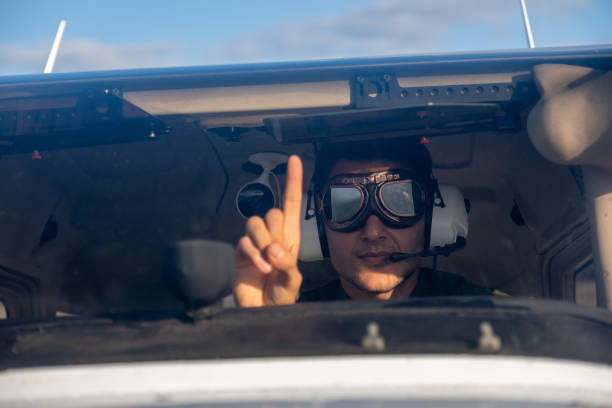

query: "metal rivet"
xmin=416 ymin=89 xmax=424 ymax=97
xmin=445 ymin=88 xmax=454 ymax=95
xmin=383 ymin=74 xmax=391 ymax=82
xmin=400 ymin=90 xmax=408 ymax=98
xmin=357 ymin=76 xmax=365 ymax=83
xmin=478 ymin=322 xmax=502 ymax=352
xmin=460 ymin=87 xmax=469 ymax=95
xmin=476 ymin=87 xmax=484 ymax=94
xmin=506 ymin=85 xmax=514 ymax=93
xmin=361 ymin=322 xmax=385 ymax=352
xmin=491 ymin=86 xmax=499 ymax=93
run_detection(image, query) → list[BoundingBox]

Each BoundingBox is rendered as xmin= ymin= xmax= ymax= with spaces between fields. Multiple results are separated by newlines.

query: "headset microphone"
xmin=388 ymin=237 xmax=466 ymax=262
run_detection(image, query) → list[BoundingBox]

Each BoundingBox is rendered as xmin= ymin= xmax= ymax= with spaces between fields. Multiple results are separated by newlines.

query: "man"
xmin=233 ymin=139 xmax=492 ymax=308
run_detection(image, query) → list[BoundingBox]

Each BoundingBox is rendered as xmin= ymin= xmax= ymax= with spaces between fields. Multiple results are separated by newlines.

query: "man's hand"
xmin=233 ymin=155 xmax=303 ymax=307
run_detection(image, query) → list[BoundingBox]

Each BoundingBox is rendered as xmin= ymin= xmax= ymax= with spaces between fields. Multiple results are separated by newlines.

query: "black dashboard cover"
xmin=1 ymin=297 xmax=611 ymax=369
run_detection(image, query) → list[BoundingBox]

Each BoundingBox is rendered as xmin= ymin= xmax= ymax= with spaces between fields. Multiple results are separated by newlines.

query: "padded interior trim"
xmin=528 ymin=64 xmax=612 ymax=308
xmin=527 ymin=64 xmax=612 ymax=168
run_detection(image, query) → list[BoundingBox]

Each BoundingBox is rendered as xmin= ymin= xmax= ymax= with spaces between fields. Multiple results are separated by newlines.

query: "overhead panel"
xmin=122 ymin=82 xmax=351 ymax=116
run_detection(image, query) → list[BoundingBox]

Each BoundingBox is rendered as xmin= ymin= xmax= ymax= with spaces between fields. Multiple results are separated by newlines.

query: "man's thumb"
xmin=263 ymin=242 xmax=302 ymax=301
xmin=264 ymin=242 xmax=298 ymax=273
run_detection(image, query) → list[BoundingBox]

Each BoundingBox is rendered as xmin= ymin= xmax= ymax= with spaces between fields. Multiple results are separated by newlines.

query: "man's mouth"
xmin=357 ymin=251 xmax=391 ymax=265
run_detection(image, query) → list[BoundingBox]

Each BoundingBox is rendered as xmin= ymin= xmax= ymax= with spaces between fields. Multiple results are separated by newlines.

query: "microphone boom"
xmin=389 ymin=237 xmax=466 ymax=262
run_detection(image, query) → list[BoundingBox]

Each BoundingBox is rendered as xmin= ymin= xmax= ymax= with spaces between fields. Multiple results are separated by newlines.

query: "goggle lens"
xmin=324 ymin=186 xmax=363 ymax=223
xmin=379 ymin=181 xmax=420 ymax=216
xmin=321 ymin=175 xmax=427 ymax=231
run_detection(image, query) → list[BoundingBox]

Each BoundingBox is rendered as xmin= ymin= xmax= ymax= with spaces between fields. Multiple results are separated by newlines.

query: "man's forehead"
xmin=328 ymin=159 xmax=410 ymax=178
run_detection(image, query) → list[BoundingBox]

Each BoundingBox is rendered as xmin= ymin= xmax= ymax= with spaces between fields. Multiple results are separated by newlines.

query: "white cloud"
xmin=54 ymin=39 xmax=184 ymax=72
xmin=0 ymin=43 xmax=48 ymax=75
xmin=205 ymin=0 xmax=593 ymax=63
xmin=528 ymin=0 xmax=590 ymax=16
xmin=205 ymin=0 xmax=513 ymax=62
xmin=0 ymin=0 xmax=594 ymax=75
xmin=0 ymin=39 xmax=185 ymax=75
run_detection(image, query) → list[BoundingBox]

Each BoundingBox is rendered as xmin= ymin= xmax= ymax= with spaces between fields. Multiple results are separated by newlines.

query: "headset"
xmin=234 ymin=151 xmax=469 ymax=263
xmin=298 ymin=183 xmax=469 ymax=263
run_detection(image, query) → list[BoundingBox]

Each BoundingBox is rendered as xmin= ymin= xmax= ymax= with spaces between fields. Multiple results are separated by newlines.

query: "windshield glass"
xmin=1 ymin=1 xmax=611 ymax=374
xmin=1 ymin=0 xmax=612 ymax=75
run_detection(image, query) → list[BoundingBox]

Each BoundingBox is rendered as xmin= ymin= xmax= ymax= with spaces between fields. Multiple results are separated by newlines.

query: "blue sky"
xmin=1 ymin=0 xmax=611 ymax=75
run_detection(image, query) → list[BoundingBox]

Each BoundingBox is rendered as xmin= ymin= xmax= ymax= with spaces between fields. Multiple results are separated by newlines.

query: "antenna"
xmin=519 ymin=0 xmax=535 ymax=48
xmin=44 ymin=20 xmax=66 ymax=73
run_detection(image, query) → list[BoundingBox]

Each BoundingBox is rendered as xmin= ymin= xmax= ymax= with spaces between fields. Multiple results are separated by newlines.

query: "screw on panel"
xmin=361 ymin=322 xmax=386 ymax=352
xmin=478 ymin=321 xmax=502 ymax=352
xmin=383 ymin=74 xmax=391 ymax=82
xmin=356 ymin=76 xmax=365 ymax=83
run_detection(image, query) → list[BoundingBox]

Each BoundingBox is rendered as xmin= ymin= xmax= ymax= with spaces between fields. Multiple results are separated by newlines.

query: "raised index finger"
xmin=282 ymin=155 xmax=303 ymax=247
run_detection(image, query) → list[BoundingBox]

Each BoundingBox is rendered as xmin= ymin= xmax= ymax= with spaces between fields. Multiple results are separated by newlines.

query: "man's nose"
xmin=358 ymin=215 xmax=388 ymax=241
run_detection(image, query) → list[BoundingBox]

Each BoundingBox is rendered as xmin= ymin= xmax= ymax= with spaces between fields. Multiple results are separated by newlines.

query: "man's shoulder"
xmin=412 ymin=268 xmax=494 ymax=297
xmin=299 ymin=268 xmax=496 ymax=302
xmin=299 ymin=279 xmax=350 ymax=302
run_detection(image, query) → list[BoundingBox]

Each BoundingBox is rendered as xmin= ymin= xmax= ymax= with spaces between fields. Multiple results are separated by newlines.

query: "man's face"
xmin=324 ymin=159 xmax=426 ymax=298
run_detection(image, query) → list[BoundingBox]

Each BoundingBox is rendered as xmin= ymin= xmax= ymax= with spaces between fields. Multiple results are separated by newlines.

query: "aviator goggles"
xmin=318 ymin=170 xmax=431 ymax=233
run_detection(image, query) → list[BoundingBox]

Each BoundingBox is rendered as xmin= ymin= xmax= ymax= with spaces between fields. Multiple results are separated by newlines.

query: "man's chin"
xmin=349 ymin=269 xmax=405 ymax=294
